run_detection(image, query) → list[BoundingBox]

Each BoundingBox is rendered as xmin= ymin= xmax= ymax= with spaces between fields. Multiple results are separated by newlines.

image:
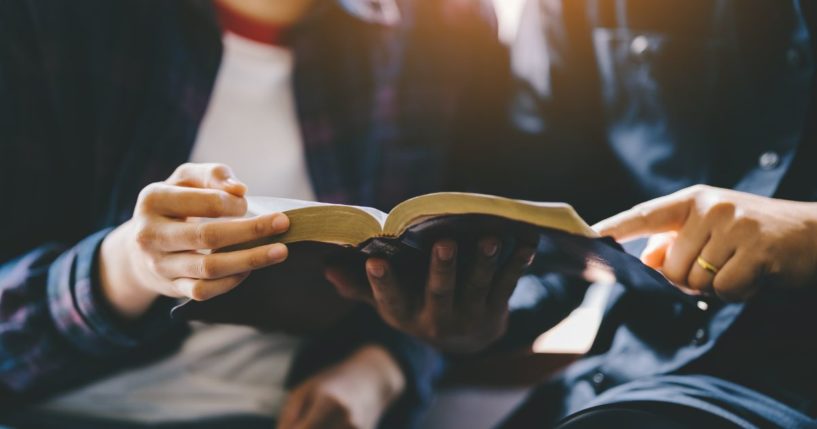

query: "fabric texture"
xmin=486 ymin=0 xmax=817 ymax=427
xmin=0 ymin=1 xmax=509 ymax=427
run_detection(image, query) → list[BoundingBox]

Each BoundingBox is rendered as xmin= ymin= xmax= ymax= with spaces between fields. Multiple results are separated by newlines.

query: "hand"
xmin=594 ymin=184 xmax=817 ymax=301
xmin=278 ymin=345 xmax=405 ymax=429
xmin=99 ymin=163 xmax=290 ymax=319
xmin=326 ymin=238 xmax=537 ymax=353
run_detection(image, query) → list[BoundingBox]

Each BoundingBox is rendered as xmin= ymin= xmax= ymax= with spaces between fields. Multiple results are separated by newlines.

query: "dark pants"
xmin=4 ymin=403 xmax=740 ymax=429
xmin=500 ymin=401 xmax=738 ymax=429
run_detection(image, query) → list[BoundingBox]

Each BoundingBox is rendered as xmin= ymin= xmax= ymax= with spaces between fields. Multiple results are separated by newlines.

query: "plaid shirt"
xmin=0 ymin=0 xmax=508 ymax=419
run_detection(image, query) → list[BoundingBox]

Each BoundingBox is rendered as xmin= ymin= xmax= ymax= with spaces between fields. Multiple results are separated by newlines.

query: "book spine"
xmin=359 ymin=238 xmax=408 ymax=258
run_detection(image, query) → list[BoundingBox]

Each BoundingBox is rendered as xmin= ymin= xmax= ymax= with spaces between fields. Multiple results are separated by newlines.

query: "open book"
xmin=171 ymin=193 xmax=694 ymax=333
xmin=236 ymin=192 xmax=595 ymax=253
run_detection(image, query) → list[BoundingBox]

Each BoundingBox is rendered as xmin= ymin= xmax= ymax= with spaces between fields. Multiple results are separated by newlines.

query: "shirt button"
xmin=630 ymin=35 xmax=651 ymax=59
xmin=786 ymin=47 xmax=804 ymax=68
xmin=758 ymin=151 xmax=780 ymax=170
xmin=696 ymin=300 xmax=709 ymax=312
xmin=691 ymin=328 xmax=708 ymax=346
xmin=591 ymin=371 xmax=606 ymax=390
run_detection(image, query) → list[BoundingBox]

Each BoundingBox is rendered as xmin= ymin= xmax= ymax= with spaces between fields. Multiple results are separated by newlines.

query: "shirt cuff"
xmin=47 ymin=228 xmax=180 ymax=357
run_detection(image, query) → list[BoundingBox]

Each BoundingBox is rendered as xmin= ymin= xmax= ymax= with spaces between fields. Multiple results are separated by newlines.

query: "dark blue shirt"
xmin=490 ymin=0 xmax=817 ymax=427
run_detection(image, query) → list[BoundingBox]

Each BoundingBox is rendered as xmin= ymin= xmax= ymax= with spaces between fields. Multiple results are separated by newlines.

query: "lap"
xmin=554 ymin=402 xmax=738 ymax=429
xmin=498 ymin=400 xmax=738 ymax=429
xmin=496 ymin=373 xmax=812 ymax=429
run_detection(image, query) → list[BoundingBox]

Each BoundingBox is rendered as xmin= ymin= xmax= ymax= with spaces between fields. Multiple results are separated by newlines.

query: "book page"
xmin=247 ymin=197 xmax=388 ymax=226
xmin=247 ymin=197 xmax=334 ymax=216
xmin=242 ymin=196 xmax=387 ymax=246
xmin=385 ymin=192 xmax=596 ymax=237
xmin=354 ymin=206 xmax=389 ymax=227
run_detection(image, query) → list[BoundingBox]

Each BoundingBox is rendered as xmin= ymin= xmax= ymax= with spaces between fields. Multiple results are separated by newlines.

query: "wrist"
xmin=348 ymin=345 xmax=406 ymax=404
xmin=99 ymin=225 xmax=160 ymax=320
xmin=804 ymin=201 xmax=817 ymax=227
xmin=802 ymin=202 xmax=817 ymax=280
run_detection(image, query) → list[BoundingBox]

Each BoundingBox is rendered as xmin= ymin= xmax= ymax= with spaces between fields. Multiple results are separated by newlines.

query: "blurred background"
xmin=418 ymin=4 xmax=610 ymax=426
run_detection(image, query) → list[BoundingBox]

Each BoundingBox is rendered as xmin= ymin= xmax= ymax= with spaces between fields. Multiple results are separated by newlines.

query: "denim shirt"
xmin=596 ymin=0 xmax=814 ymax=198
xmin=496 ymin=0 xmax=817 ymax=427
xmin=507 ymin=0 xmax=815 ymax=216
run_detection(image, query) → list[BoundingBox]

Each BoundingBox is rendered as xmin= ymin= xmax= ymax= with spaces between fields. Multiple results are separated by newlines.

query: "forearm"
xmin=0 ymin=230 xmax=185 ymax=403
xmin=288 ymin=307 xmax=444 ymax=429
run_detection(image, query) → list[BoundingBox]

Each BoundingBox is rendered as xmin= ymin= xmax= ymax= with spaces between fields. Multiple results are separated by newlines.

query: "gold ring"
xmin=696 ymin=256 xmax=720 ymax=275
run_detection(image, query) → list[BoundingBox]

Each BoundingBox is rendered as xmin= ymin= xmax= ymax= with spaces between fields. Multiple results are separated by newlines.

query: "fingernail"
xmin=268 ymin=244 xmax=288 ymax=259
xmin=436 ymin=245 xmax=455 ymax=261
xmin=368 ymin=261 xmax=386 ymax=278
xmin=272 ymin=214 xmax=289 ymax=231
xmin=481 ymin=240 xmax=499 ymax=257
xmin=224 ymin=178 xmax=247 ymax=194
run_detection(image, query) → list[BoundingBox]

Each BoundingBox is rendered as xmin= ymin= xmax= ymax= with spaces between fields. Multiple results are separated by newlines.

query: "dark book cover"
xmin=171 ymin=214 xmax=699 ymax=333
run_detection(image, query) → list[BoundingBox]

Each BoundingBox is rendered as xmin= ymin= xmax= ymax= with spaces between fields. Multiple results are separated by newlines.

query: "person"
xmin=0 ymin=0 xmax=512 ymax=428
xmin=328 ymin=0 xmax=817 ymax=427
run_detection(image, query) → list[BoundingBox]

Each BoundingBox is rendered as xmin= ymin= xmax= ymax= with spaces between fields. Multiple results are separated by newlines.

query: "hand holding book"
xmin=172 ymin=192 xmax=702 ymax=343
xmin=98 ymin=163 xmax=291 ymax=320
xmin=326 ymin=237 xmax=537 ymax=353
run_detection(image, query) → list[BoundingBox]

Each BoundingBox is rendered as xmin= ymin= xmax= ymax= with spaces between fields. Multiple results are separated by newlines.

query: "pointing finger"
xmin=593 ymin=192 xmax=693 ymax=241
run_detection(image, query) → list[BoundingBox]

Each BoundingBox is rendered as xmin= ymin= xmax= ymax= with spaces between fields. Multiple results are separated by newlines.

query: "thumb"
xmin=325 ymin=266 xmax=375 ymax=305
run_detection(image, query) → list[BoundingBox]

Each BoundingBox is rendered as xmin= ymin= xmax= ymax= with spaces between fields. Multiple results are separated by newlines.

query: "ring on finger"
xmin=695 ymin=256 xmax=720 ymax=275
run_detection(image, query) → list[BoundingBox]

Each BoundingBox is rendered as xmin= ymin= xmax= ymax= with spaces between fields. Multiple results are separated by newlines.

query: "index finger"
xmin=151 ymin=212 xmax=289 ymax=251
xmin=137 ymin=183 xmax=247 ymax=218
xmin=593 ymin=193 xmax=692 ymax=241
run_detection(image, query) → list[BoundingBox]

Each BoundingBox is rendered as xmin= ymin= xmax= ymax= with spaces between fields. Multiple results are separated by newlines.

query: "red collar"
xmin=214 ymin=2 xmax=289 ymax=46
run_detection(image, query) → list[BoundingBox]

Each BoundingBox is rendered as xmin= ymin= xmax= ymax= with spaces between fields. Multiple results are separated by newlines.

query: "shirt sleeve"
xmin=0 ymin=228 xmax=187 ymax=403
